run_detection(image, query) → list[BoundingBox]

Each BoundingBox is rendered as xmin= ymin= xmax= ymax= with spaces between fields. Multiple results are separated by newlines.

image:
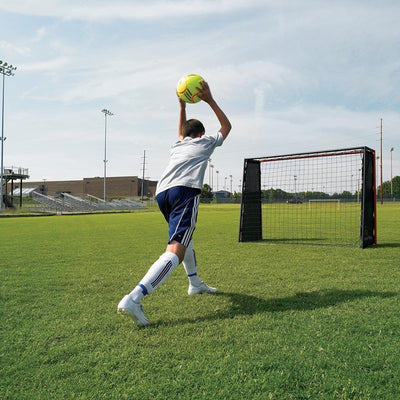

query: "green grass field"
xmin=262 ymin=201 xmax=362 ymax=246
xmin=1 ymin=204 xmax=399 ymax=399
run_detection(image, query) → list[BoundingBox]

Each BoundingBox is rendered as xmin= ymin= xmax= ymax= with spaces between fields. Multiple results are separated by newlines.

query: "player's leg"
xmin=182 ymin=240 xmax=201 ymax=285
xmin=118 ymin=250 xmax=180 ymax=326
xmin=183 ymin=239 xmax=216 ymax=295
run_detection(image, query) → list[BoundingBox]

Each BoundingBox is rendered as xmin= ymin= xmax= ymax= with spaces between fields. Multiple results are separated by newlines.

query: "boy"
xmin=117 ymin=80 xmax=231 ymax=326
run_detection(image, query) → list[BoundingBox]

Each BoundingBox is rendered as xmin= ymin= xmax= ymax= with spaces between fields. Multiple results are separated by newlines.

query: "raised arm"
xmin=198 ymin=81 xmax=232 ymax=140
xmin=178 ymin=97 xmax=187 ymax=140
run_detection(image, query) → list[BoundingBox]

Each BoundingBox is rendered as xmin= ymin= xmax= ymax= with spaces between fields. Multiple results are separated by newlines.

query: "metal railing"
xmin=2 ymin=166 xmax=29 ymax=176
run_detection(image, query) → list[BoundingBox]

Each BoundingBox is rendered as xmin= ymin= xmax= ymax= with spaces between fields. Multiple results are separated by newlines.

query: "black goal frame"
xmin=239 ymin=146 xmax=376 ymax=248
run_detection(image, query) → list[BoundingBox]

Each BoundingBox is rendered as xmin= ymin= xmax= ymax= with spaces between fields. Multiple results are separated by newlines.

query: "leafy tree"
xmin=379 ymin=176 xmax=400 ymax=198
xmin=200 ymin=184 xmax=214 ymax=203
xmin=268 ymin=188 xmax=275 ymax=203
xmin=231 ymin=191 xmax=241 ymax=203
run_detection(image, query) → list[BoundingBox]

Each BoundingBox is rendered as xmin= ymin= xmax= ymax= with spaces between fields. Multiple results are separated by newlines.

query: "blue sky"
xmin=0 ymin=0 xmax=399 ymax=191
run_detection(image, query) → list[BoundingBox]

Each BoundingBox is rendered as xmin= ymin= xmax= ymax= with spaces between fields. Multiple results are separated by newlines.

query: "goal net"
xmin=239 ymin=147 xmax=376 ymax=248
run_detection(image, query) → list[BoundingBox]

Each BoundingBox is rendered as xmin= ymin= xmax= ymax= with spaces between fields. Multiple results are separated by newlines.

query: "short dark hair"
xmin=182 ymin=119 xmax=205 ymax=138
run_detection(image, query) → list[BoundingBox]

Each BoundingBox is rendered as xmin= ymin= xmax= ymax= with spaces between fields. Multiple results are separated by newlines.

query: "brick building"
xmin=25 ymin=176 xmax=158 ymax=199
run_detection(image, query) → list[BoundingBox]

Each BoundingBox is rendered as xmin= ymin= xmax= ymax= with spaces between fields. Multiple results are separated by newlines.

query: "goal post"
xmin=239 ymin=147 xmax=376 ymax=248
xmin=308 ymin=199 xmax=341 ymax=210
xmin=239 ymin=159 xmax=262 ymax=242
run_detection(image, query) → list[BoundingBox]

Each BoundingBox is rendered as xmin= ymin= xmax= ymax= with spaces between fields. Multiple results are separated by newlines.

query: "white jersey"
xmin=156 ymin=131 xmax=224 ymax=195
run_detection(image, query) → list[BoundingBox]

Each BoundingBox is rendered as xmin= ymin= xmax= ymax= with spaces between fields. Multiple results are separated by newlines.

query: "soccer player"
xmin=117 ymin=80 xmax=231 ymax=326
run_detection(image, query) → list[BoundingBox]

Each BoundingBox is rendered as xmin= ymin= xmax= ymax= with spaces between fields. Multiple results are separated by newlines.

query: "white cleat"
xmin=188 ymin=282 xmax=217 ymax=295
xmin=117 ymin=295 xmax=150 ymax=326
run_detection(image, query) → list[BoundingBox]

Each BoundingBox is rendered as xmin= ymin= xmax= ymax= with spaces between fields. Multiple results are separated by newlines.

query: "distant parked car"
xmin=286 ymin=198 xmax=303 ymax=204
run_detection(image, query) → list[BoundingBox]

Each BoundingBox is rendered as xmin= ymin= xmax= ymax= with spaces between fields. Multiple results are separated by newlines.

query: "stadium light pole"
xmin=357 ymin=168 xmax=361 ymax=203
xmin=101 ymin=109 xmax=113 ymax=202
xmin=380 ymin=118 xmax=383 ymax=204
xmin=0 ymin=60 xmax=16 ymax=211
xmin=208 ymin=158 xmax=212 ymax=187
xmin=390 ymin=147 xmax=394 ymax=199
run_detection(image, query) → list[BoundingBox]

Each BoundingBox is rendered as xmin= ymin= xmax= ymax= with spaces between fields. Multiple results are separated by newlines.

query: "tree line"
xmin=378 ymin=176 xmax=400 ymax=198
xmin=199 ymin=176 xmax=400 ymax=202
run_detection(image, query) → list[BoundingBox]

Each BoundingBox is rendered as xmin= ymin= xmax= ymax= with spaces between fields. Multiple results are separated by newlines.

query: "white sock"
xmin=182 ymin=240 xmax=202 ymax=286
xmin=129 ymin=251 xmax=180 ymax=302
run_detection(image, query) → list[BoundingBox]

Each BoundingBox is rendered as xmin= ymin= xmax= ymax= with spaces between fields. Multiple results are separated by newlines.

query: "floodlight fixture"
xmin=0 ymin=61 xmax=17 ymax=77
xmin=101 ymin=109 xmax=113 ymax=116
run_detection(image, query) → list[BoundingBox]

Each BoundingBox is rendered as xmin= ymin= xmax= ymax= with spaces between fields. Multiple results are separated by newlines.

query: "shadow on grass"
xmin=216 ymin=289 xmax=397 ymax=314
xmin=151 ymin=289 xmax=398 ymax=327
xmin=372 ymin=243 xmax=400 ymax=248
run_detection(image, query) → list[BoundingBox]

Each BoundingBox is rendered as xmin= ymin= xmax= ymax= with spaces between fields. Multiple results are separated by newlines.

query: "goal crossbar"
xmin=252 ymin=147 xmax=365 ymax=163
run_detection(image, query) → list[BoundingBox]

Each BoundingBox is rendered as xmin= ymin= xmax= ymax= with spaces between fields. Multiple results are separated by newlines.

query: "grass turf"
xmin=1 ymin=204 xmax=399 ymax=399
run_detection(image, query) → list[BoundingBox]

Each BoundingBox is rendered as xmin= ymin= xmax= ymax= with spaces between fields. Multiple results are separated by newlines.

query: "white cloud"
xmin=19 ymin=57 xmax=70 ymax=72
xmin=29 ymin=27 xmax=47 ymax=43
xmin=0 ymin=40 xmax=31 ymax=56
xmin=0 ymin=0 xmax=267 ymax=20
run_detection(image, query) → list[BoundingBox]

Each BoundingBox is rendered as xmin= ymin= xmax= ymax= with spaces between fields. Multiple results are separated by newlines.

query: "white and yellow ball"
xmin=176 ymin=74 xmax=204 ymax=103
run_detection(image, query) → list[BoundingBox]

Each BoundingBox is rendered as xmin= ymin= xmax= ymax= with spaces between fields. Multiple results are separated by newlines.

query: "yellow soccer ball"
xmin=176 ymin=74 xmax=204 ymax=103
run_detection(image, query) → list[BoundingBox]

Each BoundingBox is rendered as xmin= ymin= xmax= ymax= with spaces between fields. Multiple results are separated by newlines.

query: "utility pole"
xmin=380 ymin=118 xmax=383 ymax=205
xmin=141 ymin=150 xmax=146 ymax=202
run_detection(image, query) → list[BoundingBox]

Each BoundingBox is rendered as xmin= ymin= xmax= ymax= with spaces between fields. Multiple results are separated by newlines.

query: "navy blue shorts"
xmin=156 ymin=186 xmax=201 ymax=247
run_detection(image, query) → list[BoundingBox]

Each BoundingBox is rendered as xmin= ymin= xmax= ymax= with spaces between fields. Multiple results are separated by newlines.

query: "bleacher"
xmin=31 ymin=191 xmax=145 ymax=212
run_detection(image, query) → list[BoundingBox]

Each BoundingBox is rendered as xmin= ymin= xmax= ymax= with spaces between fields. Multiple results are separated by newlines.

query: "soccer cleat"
xmin=117 ymin=295 xmax=150 ymax=326
xmin=188 ymin=281 xmax=217 ymax=295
